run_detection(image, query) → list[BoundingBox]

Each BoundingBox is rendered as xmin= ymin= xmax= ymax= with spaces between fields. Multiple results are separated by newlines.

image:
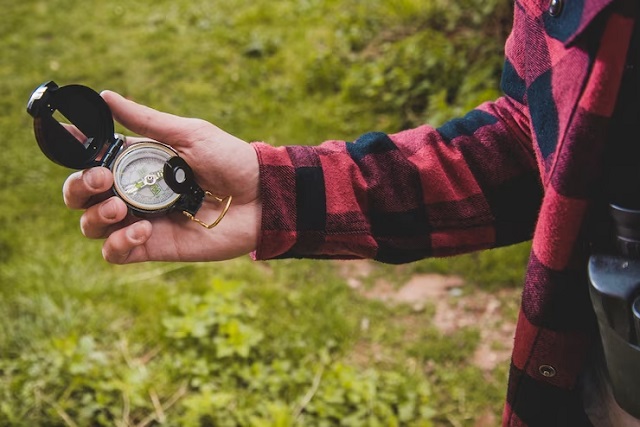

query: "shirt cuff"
xmin=250 ymin=142 xmax=299 ymax=260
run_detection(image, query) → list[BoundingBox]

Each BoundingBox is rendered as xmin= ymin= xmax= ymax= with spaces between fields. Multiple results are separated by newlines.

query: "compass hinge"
xmin=100 ymin=134 xmax=125 ymax=168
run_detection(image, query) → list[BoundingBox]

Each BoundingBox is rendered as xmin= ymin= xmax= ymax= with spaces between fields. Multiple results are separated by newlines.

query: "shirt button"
xmin=548 ymin=0 xmax=563 ymax=16
xmin=539 ymin=364 xmax=557 ymax=378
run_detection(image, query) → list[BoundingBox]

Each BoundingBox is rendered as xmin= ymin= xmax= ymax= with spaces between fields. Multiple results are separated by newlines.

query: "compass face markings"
xmin=112 ymin=143 xmax=181 ymax=212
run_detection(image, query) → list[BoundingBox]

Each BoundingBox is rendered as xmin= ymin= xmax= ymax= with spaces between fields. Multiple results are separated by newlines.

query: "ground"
xmin=336 ymin=260 xmax=520 ymax=426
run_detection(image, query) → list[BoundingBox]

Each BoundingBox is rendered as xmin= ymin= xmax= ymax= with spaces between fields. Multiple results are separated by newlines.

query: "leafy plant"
xmin=1 ymin=0 xmax=517 ymax=425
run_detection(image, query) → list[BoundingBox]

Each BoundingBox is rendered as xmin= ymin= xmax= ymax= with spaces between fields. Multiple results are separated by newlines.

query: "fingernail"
xmin=126 ymin=222 xmax=147 ymax=243
xmin=99 ymin=199 xmax=118 ymax=220
xmin=84 ymin=168 xmax=104 ymax=190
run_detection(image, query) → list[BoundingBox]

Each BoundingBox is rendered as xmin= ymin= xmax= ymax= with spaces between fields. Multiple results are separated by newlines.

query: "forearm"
xmin=252 ymin=96 xmax=541 ymax=263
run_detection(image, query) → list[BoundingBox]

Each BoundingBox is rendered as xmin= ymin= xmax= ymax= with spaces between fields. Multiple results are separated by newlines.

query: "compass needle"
xmin=123 ymin=170 xmax=164 ymax=194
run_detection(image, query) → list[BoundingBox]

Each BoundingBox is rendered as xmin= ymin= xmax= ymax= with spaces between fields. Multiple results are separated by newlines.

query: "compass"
xmin=27 ymin=81 xmax=231 ymax=226
xmin=112 ymin=142 xmax=181 ymax=214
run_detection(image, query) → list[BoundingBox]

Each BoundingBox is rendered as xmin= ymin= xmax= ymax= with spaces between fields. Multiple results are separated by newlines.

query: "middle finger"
xmin=79 ymin=196 xmax=129 ymax=238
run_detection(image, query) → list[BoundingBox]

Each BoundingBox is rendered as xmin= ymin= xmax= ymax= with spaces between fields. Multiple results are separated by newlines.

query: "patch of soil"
xmin=335 ymin=260 xmax=519 ymax=372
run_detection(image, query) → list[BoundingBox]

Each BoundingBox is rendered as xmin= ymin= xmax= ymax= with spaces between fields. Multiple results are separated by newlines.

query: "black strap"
xmin=589 ymin=19 xmax=640 ymax=254
xmin=605 ymin=20 xmax=640 ymax=209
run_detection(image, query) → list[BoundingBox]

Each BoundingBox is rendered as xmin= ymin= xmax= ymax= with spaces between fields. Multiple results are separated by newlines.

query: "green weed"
xmin=1 ymin=0 xmax=518 ymax=425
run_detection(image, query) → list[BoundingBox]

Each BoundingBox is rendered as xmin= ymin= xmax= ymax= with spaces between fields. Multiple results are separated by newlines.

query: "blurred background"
xmin=0 ymin=0 xmax=529 ymax=425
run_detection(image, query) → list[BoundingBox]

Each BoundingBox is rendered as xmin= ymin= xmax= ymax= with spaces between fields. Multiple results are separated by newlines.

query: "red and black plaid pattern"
xmin=252 ymin=0 xmax=637 ymax=425
xmin=254 ymin=105 xmax=542 ymax=263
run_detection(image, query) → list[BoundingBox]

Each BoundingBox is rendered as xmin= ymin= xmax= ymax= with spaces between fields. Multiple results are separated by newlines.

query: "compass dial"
xmin=112 ymin=142 xmax=181 ymax=213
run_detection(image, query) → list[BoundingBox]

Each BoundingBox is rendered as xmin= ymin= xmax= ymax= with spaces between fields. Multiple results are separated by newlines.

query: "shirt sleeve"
xmin=251 ymin=95 xmax=542 ymax=264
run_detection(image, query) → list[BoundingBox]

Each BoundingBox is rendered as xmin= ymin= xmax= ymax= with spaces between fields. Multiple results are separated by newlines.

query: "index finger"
xmin=62 ymin=167 xmax=114 ymax=210
xmin=100 ymin=90 xmax=193 ymax=147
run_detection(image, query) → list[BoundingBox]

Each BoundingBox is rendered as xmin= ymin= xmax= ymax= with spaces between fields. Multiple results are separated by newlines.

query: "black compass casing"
xmin=27 ymin=81 xmax=121 ymax=170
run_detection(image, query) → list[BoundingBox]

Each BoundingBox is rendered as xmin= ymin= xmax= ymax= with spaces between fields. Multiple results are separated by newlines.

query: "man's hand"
xmin=62 ymin=90 xmax=261 ymax=264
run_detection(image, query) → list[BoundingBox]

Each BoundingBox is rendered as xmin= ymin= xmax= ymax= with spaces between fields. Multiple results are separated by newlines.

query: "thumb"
xmin=100 ymin=90 xmax=190 ymax=146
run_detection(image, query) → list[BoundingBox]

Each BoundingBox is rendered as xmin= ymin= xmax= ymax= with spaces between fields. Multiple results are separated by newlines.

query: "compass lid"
xmin=27 ymin=81 xmax=116 ymax=169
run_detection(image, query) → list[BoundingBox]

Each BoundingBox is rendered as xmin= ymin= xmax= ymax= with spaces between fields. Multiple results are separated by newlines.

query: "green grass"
xmin=1 ymin=0 xmax=521 ymax=425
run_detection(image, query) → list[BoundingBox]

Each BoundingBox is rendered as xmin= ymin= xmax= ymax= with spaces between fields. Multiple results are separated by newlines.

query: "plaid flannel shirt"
xmin=251 ymin=0 xmax=637 ymax=425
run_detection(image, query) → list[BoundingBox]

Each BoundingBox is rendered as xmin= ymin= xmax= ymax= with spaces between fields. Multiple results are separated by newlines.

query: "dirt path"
xmin=336 ymin=260 xmax=519 ymax=372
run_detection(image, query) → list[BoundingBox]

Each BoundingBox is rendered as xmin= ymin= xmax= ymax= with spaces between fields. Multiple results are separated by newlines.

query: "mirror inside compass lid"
xmin=27 ymin=81 xmax=117 ymax=169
